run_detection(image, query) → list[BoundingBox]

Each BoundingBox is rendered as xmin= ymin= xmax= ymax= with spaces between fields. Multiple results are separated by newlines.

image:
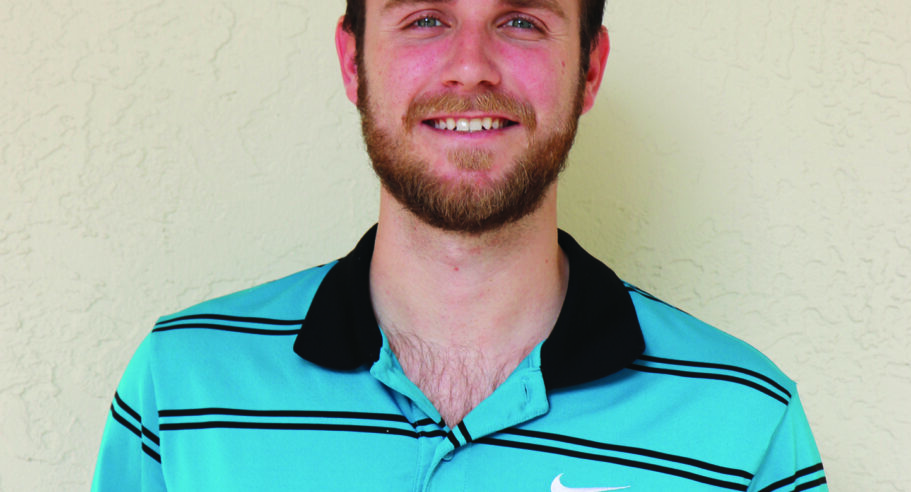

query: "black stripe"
xmin=625 ymin=285 xmax=691 ymax=315
xmin=141 ymin=443 xmax=162 ymax=463
xmin=639 ymin=355 xmax=791 ymax=399
xmin=447 ymin=431 xmax=461 ymax=448
xmin=151 ymin=323 xmax=300 ymax=335
xmin=158 ymin=408 xmax=409 ymax=423
xmin=756 ymin=464 xmax=825 ymax=492
xmin=157 ymin=409 xmax=448 ymax=437
xmin=110 ymin=405 xmax=141 ymax=438
xmin=111 ymin=397 xmax=163 ymax=447
xmin=795 ymin=477 xmax=827 ymax=491
xmin=155 ymin=314 xmax=304 ymax=327
xmin=478 ymin=438 xmax=748 ymax=491
xmin=412 ymin=418 xmax=438 ymax=428
xmin=142 ymin=426 xmax=161 ymax=446
xmin=111 ymin=402 xmax=164 ymax=449
xmin=158 ymin=421 xmax=441 ymax=439
xmin=629 ymin=364 xmax=789 ymax=405
xmin=457 ymin=422 xmax=473 ymax=443
xmin=503 ymin=428 xmax=752 ymax=479
xmin=112 ymin=407 xmax=164 ymax=463
xmin=114 ymin=392 xmax=141 ymax=422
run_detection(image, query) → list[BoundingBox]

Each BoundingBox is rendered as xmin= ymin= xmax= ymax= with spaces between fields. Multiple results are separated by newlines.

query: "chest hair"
xmin=388 ymin=333 xmax=529 ymax=428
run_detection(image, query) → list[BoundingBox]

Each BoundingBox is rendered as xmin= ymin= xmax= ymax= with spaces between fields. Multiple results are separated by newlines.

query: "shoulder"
xmin=132 ymin=262 xmax=337 ymax=368
xmin=623 ymin=282 xmax=797 ymax=403
xmin=153 ymin=262 xmax=336 ymax=329
xmin=117 ymin=263 xmax=341 ymax=407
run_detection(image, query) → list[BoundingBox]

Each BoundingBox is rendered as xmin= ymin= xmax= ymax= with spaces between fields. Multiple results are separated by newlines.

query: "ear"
xmin=580 ymin=26 xmax=610 ymax=114
xmin=335 ymin=16 xmax=360 ymax=105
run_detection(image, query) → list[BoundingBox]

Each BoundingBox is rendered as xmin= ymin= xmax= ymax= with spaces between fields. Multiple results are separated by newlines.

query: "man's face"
xmin=338 ymin=0 xmax=606 ymax=233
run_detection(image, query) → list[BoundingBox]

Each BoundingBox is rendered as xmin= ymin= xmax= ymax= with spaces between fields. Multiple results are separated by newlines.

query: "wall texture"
xmin=2 ymin=0 xmax=909 ymax=490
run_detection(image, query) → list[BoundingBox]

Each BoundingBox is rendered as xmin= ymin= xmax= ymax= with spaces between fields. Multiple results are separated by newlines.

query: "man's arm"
xmin=92 ymin=336 xmax=166 ymax=491
xmin=748 ymin=393 xmax=828 ymax=492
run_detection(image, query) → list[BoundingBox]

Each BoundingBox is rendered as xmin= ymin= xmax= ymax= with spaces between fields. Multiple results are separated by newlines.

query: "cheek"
xmin=374 ymin=44 xmax=444 ymax=93
xmin=498 ymin=46 xmax=573 ymax=107
xmin=363 ymin=44 xmax=445 ymax=131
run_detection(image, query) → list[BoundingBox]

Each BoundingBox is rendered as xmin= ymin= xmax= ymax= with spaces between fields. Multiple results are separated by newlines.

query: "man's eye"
xmin=504 ymin=17 xmax=538 ymax=30
xmin=412 ymin=16 xmax=443 ymax=28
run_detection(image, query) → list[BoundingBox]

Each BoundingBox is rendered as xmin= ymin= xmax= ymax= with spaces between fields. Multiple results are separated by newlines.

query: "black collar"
xmin=293 ymin=226 xmax=645 ymax=390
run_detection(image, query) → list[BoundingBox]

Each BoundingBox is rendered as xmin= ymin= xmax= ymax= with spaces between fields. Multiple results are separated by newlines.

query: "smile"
xmin=426 ymin=117 xmax=516 ymax=133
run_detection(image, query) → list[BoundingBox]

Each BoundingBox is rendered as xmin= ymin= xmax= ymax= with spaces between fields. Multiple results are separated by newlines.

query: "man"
xmin=93 ymin=0 xmax=827 ymax=490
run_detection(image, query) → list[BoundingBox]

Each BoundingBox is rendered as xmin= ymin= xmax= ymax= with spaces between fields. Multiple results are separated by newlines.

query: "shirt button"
xmin=442 ymin=450 xmax=454 ymax=461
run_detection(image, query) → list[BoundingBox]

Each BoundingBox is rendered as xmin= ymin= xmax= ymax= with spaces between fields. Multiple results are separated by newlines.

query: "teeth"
xmin=432 ymin=117 xmax=508 ymax=133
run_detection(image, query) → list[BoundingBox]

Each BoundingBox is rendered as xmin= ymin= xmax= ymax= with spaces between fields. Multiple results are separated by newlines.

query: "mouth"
xmin=424 ymin=117 xmax=518 ymax=133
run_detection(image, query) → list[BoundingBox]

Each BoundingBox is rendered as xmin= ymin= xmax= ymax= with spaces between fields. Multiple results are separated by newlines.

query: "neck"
xmin=369 ymin=186 xmax=568 ymax=426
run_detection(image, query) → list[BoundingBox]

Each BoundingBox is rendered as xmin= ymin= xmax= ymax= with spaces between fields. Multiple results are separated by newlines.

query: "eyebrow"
xmin=502 ymin=0 xmax=565 ymax=19
xmin=382 ymin=0 xmax=452 ymax=12
xmin=382 ymin=0 xmax=566 ymax=20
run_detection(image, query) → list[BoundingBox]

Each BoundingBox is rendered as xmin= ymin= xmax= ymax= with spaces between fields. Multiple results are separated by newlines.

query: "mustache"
xmin=404 ymin=92 xmax=537 ymax=132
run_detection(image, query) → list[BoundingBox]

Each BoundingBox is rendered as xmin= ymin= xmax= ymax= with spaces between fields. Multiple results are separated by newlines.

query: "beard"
xmin=357 ymin=74 xmax=584 ymax=234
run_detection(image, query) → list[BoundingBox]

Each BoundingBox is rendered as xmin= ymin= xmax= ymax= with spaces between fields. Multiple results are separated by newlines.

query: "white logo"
xmin=551 ymin=473 xmax=630 ymax=492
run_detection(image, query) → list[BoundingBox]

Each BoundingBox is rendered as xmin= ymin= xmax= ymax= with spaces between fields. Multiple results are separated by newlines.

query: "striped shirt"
xmin=92 ymin=226 xmax=827 ymax=491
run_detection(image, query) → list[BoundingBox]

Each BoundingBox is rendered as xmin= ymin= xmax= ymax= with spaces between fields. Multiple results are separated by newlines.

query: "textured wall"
xmin=2 ymin=1 xmax=908 ymax=490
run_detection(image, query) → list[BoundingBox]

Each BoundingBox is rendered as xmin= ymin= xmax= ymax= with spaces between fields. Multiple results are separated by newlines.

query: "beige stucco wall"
xmin=2 ymin=1 xmax=909 ymax=489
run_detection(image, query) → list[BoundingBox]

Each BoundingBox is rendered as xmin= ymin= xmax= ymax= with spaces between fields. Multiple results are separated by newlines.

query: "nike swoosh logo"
xmin=551 ymin=473 xmax=630 ymax=492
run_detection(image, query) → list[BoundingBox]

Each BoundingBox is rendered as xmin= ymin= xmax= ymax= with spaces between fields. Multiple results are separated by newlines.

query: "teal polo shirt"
xmin=92 ymin=227 xmax=826 ymax=491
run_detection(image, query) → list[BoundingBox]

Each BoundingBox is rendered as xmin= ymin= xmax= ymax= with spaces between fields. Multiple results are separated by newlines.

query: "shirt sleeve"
xmin=747 ymin=393 xmax=828 ymax=492
xmin=91 ymin=335 xmax=167 ymax=491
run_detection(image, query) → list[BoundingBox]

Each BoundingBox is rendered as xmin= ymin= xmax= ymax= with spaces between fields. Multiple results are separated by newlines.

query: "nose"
xmin=441 ymin=24 xmax=501 ymax=90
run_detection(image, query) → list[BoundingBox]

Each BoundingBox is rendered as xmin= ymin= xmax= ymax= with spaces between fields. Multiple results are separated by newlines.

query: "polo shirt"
xmin=92 ymin=226 xmax=827 ymax=491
